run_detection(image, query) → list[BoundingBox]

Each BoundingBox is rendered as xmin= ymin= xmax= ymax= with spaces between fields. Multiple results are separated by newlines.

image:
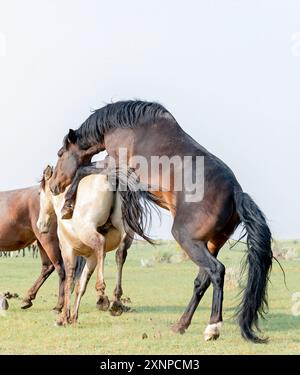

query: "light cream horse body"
xmin=37 ymin=167 xmax=132 ymax=325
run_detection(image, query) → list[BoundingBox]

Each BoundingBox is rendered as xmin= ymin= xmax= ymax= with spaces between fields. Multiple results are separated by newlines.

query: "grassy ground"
xmin=0 ymin=240 xmax=300 ymax=355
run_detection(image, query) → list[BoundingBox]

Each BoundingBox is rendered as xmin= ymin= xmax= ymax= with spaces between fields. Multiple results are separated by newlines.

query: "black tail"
xmin=71 ymin=256 xmax=86 ymax=293
xmin=234 ymin=190 xmax=273 ymax=343
xmin=74 ymin=256 xmax=86 ymax=281
xmin=115 ymin=168 xmax=160 ymax=245
xmin=118 ymin=189 xmax=159 ymax=245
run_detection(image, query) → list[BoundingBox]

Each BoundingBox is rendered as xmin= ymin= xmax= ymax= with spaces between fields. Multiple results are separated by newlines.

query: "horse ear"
xmin=43 ymin=165 xmax=53 ymax=181
xmin=68 ymin=129 xmax=77 ymax=144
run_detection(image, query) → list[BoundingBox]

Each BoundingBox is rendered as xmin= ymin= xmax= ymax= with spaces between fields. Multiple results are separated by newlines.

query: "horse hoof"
xmin=203 ymin=322 xmax=222 ymax=341
xmin=55 ymin=320 xmax=64 ymax=327
xmin=96 ymin=296 xmax=110 ymax=311
xmin=109 ymin=301 xmax=130 ymax=316
xmin=20 ymin=300 xmax=33 ymax=309
xmin=55 ymin=318 xmax=68 ymax=327
xmin=171 ymin=323 xmax=186 ymax=335
xmin=52 ymin=307 xmax=62 ymax=314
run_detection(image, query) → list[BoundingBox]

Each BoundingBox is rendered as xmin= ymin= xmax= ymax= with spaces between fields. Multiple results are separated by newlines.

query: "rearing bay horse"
xmin=49 ymin=100 xmax=273 ymax=343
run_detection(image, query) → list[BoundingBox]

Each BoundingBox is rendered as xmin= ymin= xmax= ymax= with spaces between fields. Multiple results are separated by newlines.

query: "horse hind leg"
xmin=56 ymin=252 xmax=76 ymax=326
xmin=21 ymin=245 xmax=55 ymax=309
xmin=172 ymin=218 xmax=226 ymax=342
xmin=172 ymin=267 xmax=211 ymax=334
xmin=71 ymin=254 xmax=97 ymax=323
xmin=76 ymin=226 xmax=109 ymax=311
xmin=95 ymin=249 xmax=110 ymax=312
xmin=36 ymin=237 xmax=66 ymax=313
xmin=110 ymin=234 xmax=133 ymax=316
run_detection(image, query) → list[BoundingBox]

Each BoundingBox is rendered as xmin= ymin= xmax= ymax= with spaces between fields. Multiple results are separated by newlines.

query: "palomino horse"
xmin=37 ymin=166 xmax=155 ymax=325
xmin=0 ymin=185 xmax=65 ymax=311
xmin=49 ymin=100 xmax=273 ymax=342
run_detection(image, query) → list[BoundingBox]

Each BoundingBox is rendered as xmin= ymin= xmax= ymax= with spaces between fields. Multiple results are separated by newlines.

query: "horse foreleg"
xmin=110 ymin=235 xmax=132 ymax=316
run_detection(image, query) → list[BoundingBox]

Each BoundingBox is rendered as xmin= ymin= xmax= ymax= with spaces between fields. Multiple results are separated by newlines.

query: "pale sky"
xmin=0 ymin=0 xmax=300 ymax=239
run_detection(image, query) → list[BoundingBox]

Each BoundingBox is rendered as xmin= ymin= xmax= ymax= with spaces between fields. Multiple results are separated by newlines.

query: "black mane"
xmin=72 ymin=100 xmax=174 ymax=149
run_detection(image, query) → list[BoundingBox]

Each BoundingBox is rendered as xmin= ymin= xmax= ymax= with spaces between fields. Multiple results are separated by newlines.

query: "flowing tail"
xmin=74 ymin=256 xmax=86 ymax=281
xmin=114 ymin=167 xmax=160 ymax=244
xmin=70 ymin=256 xmax=86 ymax=293
xmin=234 ymin=190 xmax=273 ymax=343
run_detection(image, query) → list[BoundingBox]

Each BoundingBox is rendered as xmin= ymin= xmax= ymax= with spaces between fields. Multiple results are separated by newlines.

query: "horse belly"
xmin=0 ymin=222 xmax=35 ymax=250
xmin=104 ymin=228 xmax=121 ymax=252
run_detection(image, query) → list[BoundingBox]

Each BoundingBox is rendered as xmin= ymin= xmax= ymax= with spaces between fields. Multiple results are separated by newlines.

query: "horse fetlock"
xmin=203 ymin=322 xmax=223 ymax=341
xmin=70 ymin=313 xmax=78 ymax=324
xmin=52 ymin=306 xmax=63 ymax=314
xmin=171 ymin=322 xmax=187 ymax=335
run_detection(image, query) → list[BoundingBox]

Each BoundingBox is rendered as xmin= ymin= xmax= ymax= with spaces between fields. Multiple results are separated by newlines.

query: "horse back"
xmin=0 ymin=186 xmax=40 ymax=250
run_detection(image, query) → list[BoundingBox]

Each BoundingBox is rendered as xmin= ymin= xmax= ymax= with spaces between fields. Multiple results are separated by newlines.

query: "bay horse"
xmin=37 ymin=165 xmax=155 ymax=325
xmin=49 ymin=100 xmax=273 ymax=342
xmin=0 ymin=185 xmax=65 ymax=311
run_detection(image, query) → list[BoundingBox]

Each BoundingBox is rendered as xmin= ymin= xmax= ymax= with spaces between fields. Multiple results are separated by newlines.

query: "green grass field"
xmin=0 ymin=240 xmax=300 ymax=355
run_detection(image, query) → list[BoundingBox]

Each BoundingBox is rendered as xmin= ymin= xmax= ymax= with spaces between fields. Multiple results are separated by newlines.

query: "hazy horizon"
xmin=1 ymin=0 xmax=300 ymax=239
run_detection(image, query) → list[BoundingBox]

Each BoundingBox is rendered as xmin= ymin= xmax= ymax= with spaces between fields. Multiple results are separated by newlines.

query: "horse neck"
xmin=51 ymin=186 xmax=69 ymax=219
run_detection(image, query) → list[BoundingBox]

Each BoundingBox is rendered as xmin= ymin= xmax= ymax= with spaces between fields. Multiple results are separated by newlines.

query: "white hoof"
xmin=203 ymin=322 xmax=222 ymax=341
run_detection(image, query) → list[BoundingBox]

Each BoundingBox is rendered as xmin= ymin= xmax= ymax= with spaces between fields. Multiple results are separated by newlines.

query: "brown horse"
xmin=0 ymin=185 xmax=65 ymax=312
xmin=49 ymin=100 xmax=273 ymax=343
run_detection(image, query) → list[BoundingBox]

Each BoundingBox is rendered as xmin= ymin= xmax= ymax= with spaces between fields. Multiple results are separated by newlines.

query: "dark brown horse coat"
xmin=0 ymin=185 xmax=65 ymax=311
xmin=50 ymin=101 xmax=273 ymax=342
